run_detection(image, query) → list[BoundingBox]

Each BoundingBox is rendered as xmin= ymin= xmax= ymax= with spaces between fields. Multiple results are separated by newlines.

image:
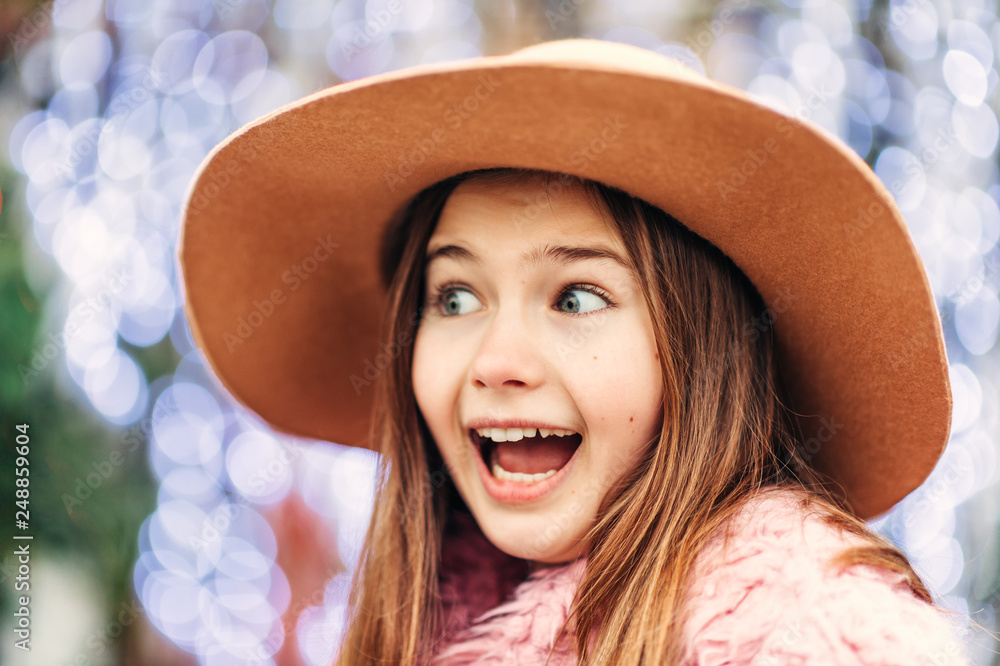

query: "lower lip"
xmin=471 ymin=434 xmax=580 ymax=504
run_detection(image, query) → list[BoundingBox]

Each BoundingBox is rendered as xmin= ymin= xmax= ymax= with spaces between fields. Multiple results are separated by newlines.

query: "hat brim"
xmin=179 ymin=39 xmax=951 ymax=520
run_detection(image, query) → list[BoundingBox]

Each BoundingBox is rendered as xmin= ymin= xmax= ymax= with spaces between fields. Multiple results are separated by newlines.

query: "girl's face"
xmin=412 ymin=177 xmax=664 ymax=565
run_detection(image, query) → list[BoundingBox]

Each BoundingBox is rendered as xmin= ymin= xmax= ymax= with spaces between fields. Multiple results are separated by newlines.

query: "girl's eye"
xmin=428 ymin=283 xmax=614 ymax=317
xmin=556 ymin=286 xmax=612 ymax=315
xmin=433 ymin=287 xmax=483 ymax=316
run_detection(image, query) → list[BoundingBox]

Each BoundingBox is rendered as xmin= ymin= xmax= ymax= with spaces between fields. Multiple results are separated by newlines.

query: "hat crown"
xmin=506 ymin=38 xmax=702 ymax=81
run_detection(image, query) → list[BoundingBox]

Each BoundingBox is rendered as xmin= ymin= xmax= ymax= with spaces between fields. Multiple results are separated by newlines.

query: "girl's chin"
xmin=476 ymin=513 xmax=588 ymax=563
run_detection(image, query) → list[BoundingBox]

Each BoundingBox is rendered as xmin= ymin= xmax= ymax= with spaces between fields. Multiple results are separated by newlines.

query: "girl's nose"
xmin=469 ymin=307 xmax=545 ymax=391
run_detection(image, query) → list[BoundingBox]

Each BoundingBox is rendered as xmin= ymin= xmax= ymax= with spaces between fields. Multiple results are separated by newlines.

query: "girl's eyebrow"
xmin=425 ymin=243 xmax=630 ymax=271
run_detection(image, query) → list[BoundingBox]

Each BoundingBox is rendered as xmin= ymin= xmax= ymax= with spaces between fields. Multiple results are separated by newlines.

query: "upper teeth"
xmin=475 ymin=427 xmax=577 ymax=442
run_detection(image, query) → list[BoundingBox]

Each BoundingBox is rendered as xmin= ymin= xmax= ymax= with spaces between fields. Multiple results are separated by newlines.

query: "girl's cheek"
xmin=550 ymin=312 xmax=615 ymax=356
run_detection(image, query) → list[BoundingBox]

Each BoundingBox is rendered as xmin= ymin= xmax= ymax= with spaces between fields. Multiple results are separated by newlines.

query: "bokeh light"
xmin=5 ymin=0 xmax=999 ymax=663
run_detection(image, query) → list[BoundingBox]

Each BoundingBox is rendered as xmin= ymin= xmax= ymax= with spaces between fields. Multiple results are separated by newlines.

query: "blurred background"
xmin=0 ymin=0 xmax=998 ymax=663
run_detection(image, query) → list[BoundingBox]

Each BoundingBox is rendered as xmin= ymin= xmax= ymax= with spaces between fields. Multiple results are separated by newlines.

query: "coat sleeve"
xmin=680 ymin=492 xmax=970 ymax=666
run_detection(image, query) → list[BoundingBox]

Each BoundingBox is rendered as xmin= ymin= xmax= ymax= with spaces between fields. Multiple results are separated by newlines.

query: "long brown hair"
xmin=333 ymin=168 xmax=934 ymax=665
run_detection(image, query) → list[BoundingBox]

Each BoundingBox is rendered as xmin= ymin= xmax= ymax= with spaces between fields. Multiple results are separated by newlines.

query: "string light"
xmin=8 ymin=0 xmax=996 ymax=661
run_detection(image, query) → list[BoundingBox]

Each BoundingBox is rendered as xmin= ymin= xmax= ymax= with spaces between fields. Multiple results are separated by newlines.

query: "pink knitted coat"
xmin=432 ymin=488 xmax=969 ymax=665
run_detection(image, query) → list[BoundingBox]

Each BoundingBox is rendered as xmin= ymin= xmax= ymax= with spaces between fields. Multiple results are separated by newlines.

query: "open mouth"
xmin=471 ymin=427 xmax=583 ymax=484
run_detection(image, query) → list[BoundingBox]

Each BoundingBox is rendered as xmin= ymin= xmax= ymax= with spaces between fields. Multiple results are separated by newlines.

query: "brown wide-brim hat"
xmin=179 ymin=39 xmax=951 ymax=520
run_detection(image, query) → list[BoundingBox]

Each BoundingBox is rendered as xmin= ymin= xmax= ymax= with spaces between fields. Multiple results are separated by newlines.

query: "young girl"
xmin=178 ymin=40 xmax=966 ymax=664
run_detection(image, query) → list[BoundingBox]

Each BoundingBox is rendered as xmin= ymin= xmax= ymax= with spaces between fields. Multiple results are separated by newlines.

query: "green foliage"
xmin=0 ymin=163 xmax=163 ymax=660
